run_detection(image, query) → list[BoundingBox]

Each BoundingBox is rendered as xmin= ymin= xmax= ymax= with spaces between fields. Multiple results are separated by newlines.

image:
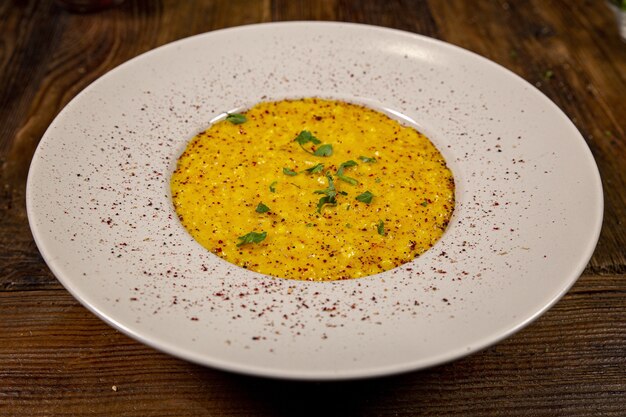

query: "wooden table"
xmin=1 ymin=1 xmax=624 ymax=415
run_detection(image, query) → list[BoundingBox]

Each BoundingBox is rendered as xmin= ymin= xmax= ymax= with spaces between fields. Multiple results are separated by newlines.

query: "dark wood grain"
xmin=1 ymin=275 xmax=624 ymax=416
xmin=1 ymin=0 xmax=624 ymax=415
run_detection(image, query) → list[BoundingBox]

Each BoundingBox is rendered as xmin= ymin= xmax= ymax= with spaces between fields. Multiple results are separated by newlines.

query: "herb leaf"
xmin=283 ymin=167 xmax=298 ymax=176
xmin=316 ymin=196 xmax=336 ymax=213
xmin=294 ymin=130 xmax=321 ymax=145
xmin=269 ymin=181 xmax=277 ymax=192
xmin=339 ymin=160 xmax=357 ymax=170
xmin=314 ymin=173 xmax=336 ymax=196
xmin=294 ymin=130 xmax=333 ymax=157
xmin=304 ymin=163 xmax=324 ymax=174
xmin=377 ymin=220 xmax=386 ymax=236
xmin=236 ymin=231 xmax=267 ymax=247
xmin=314 ymin=173 xmax=341 ymax=213
xmin=226 ymin=113 xmax=247 ymax=125
xmin=337 ymin=160 xmax=357 ymax=174
xmin=337 ymin=174 xmax=358 ymax=185
xmin=255 ymin=202 xmax=270 ymax=213
xmin=420 ymin=199 xmax=429 ymax=207
xmin=355 ymin=191 xmax=374 ymax=204
xmin=313 ymin=144 xmax=333 ymax=157
xmin=336 ymin=160 xmax=358 ymax=185
xmin=359 ymin=155 xmax=376 ymax=163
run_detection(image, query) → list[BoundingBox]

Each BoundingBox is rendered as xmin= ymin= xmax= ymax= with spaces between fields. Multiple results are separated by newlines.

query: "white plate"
xmin=27 ymin=22 xmax=603 ymax=380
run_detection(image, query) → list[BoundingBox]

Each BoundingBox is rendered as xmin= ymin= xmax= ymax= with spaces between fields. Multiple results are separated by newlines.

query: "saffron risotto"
xmin=171 ymin=98 xmax=454 ymax=281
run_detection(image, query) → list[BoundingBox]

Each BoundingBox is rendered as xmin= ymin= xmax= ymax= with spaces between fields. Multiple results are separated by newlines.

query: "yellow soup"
xmin=171 ymin=98 xmax=454 ymax=281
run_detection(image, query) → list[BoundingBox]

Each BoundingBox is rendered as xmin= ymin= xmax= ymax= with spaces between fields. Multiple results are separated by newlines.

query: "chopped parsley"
xmin=314 ymin=172 xmax=347 ymax=213
xmin=420 ymin=199 xmax=429 ymax=207
xmin=236 ymin=231 xmax=267 ymax=247
xmin=338 ymin=160 xmax=358 ymax=171
xmin=313 ymin=144 xmax=333 ymax=157
xmin=337 ymin=175 xmax=356 ymax=185
xmin=255 ymin=202 xmax=270 ymax=213
xmin=294 ymin=130 xmax=333 ymax=157
xmin=358 ymin=155 xmax=376 ymax=163
xmin=303 ymin=163 xmax=324 ymax=174
xmin=283 ymin=167 xmax=298 ymax=176
xmin=355 ymin=191 xmax=374 ymax=204
xmin=225 ymin=113 xmax=247 ymax=124
xmin=294 ymin=130 xmax=321 ymax=146
xmin=269 ymin=181 xmax=277 ymax=192
xmin=294 ymin=130 xmax=320 ymax=155
xmin=336 ymin=160 xmax=358 ymax=185
xmin=377 ymin=220 xmax=386 ymax=236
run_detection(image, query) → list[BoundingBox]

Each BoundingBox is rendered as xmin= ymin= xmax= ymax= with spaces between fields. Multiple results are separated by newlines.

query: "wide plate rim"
xmin=26 ymin=21 xmax=604 ymax=380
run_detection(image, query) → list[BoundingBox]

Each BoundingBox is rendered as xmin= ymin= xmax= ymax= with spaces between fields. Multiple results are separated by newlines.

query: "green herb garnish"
xmin=313 ymin=144 xmax=333 ymax=157
xmin=294 ymin=130 xmax=333 ymax=157
xmin=294 ymin=130 xmax=321 ymax=155
xmin=316 ymin=196 xmax=334 ymax=213
xmin=358 ymin=156 xmax=376 ymax=163
xmin=337 ymin=175 xmax=357 ymax=185
xmin=355 ymin=191 xmax=374 ymax=204
xmin=225 ymin=113 xmax=247 ymax=125
xmin=304 ymin=163 xmax=324 ymax=174
xmin=283 ymin=167 xmax=298 ymax=176
xmin=338 ymin=160 xmax=358 ymax=171
xmin=420 ymin=200 xmax=428 ymax=207
xmin=377 ymin=220 xmax=386 ymax=236
xmin=336 ymin=160 xmax=358 ymax=185
xmin=269 ymin=181 xmax=277 ymax=192
xmin=255 ymin=202 xmax=270 ymax=213
xmin=294 ymin=130 xmax=321 ymax=146
xmin=236 ymin=231 xmax=267 ymax=247
xmin=314 ymin=173 xmax=347 ymax=213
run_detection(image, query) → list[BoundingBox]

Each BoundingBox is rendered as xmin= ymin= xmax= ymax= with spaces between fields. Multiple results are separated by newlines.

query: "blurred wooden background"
xmin=1 ymin=0 xmax=624 ymax=415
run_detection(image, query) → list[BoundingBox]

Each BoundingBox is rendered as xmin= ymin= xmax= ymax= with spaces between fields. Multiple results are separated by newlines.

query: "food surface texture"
xmin=171 ymin=98 xmax=455 ymax=281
